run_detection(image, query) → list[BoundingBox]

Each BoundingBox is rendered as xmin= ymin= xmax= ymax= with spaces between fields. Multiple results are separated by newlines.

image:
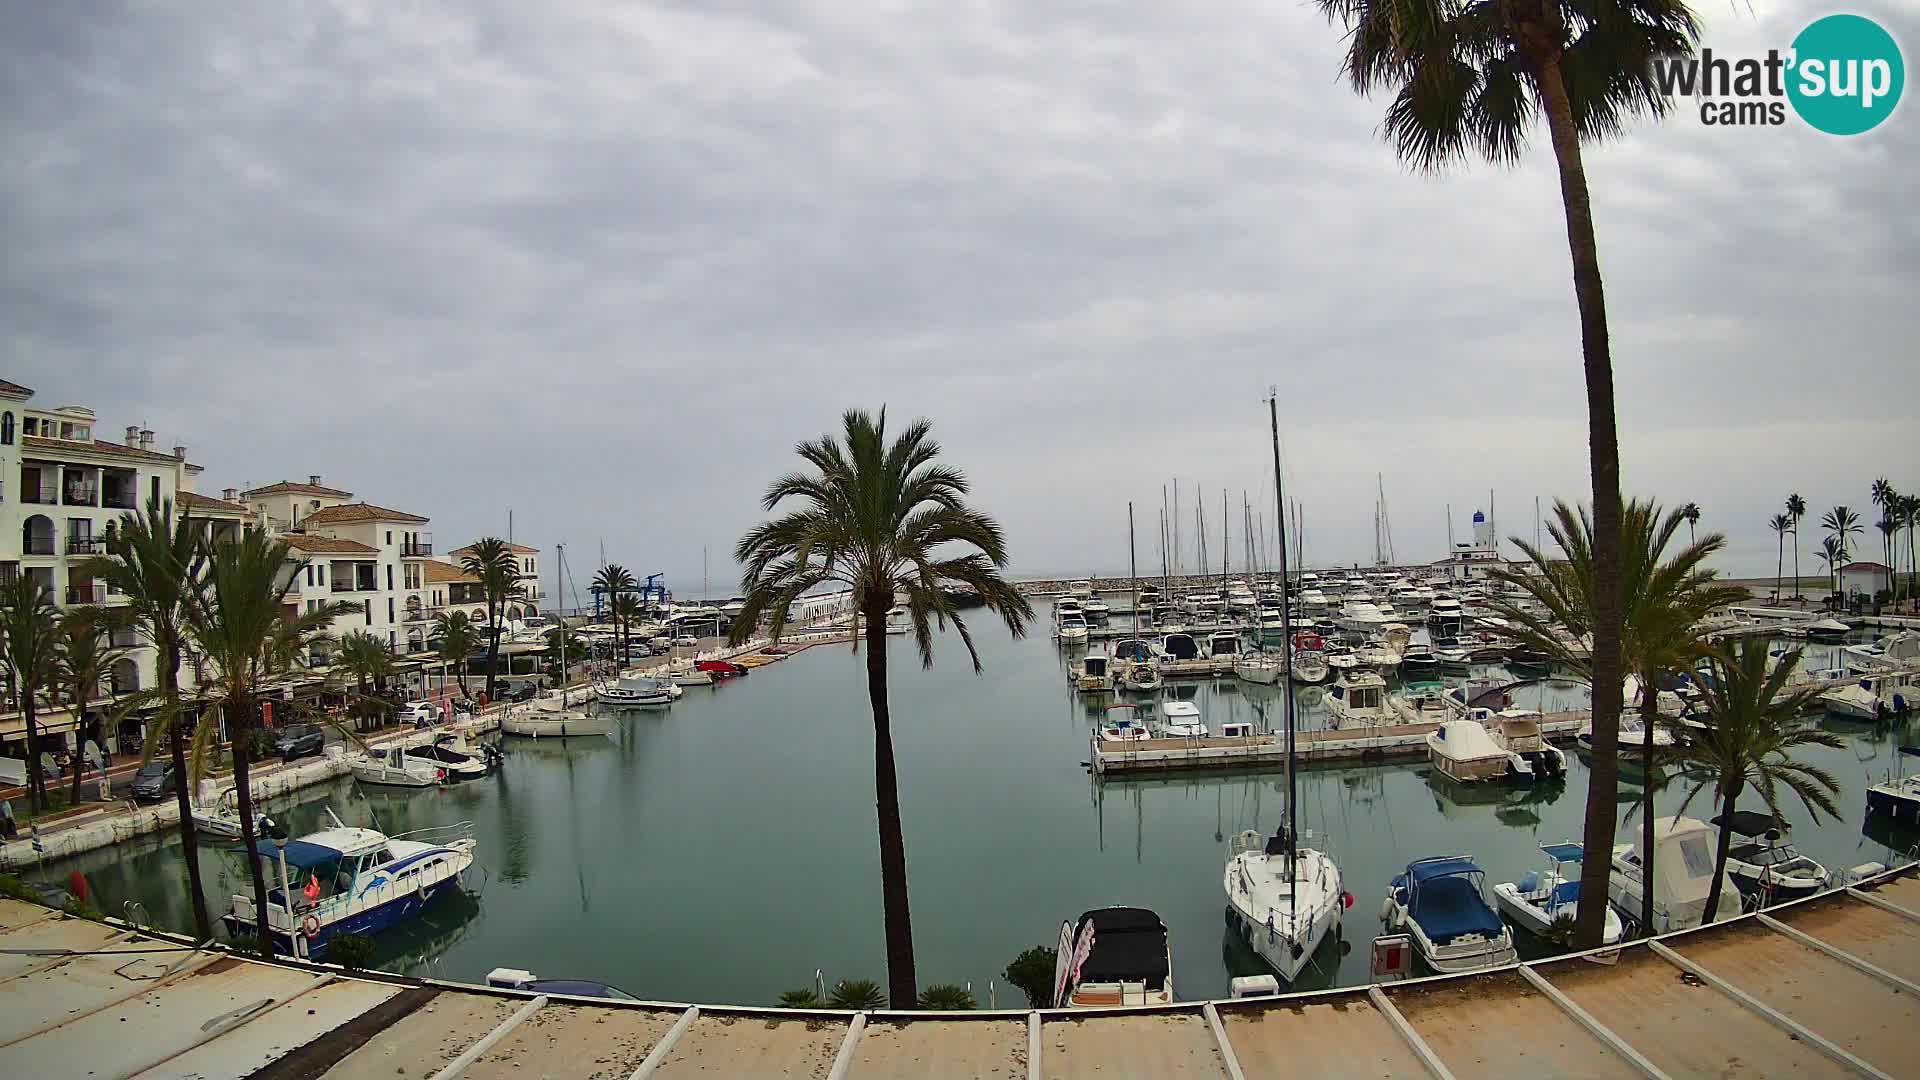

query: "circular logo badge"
xmin=1787 ymin=14 xmax=1904 ymax=135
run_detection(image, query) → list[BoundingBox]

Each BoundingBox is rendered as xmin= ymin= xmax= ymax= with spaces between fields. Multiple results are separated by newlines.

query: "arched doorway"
xmin=22 ymin=514 xmax=53 ymax=556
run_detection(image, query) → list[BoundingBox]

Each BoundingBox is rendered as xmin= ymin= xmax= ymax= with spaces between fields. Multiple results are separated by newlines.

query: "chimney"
xmin=309 ymin=474 xmax=323 ymax=487
xmin=173 ymin=445 xmax=186 ymax=461
xmin=222 ymin=487 xmax=238 ymax=502
xmin=139 ymin=429 xmax=154 ymax=450
xmin=125 ymin=424 xmax=140 ymax=447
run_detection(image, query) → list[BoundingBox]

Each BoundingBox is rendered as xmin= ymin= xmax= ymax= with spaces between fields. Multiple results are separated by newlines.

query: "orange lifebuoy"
xmin=302 ymin=914 xmax=320 ymax=937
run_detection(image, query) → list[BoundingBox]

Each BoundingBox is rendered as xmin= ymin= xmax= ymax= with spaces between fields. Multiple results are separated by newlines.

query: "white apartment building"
xmin=0 ymin=379 xmax=236 ymax=758
xmin=437 ymin=542 xmax=543 ymax=625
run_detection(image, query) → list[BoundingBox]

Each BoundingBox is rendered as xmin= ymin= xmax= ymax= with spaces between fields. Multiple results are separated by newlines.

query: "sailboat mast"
xmin=1173 ymin=480 xmax=1182 ymax=580
xmin=555 ymin=543 xmax=567 ymax=702
xmin=1128 ymin=503 xmax=1139 ymax=643
xmin=1267 ymin=393 xmax=1297 ymax=884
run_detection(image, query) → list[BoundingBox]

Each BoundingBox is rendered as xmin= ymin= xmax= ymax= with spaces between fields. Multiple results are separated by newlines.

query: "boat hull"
xmin=501 ymin=714 xmax=616 ymax=738
xmin=222 ymin=874 xmax=462 ymax=958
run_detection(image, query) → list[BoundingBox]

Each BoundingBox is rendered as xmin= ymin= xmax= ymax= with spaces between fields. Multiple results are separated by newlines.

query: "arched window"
xmin=1 ymin=412 xmax=12 ymax=445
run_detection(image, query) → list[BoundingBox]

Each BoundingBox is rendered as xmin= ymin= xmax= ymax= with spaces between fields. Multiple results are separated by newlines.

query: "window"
xmin=386 ymin=531 xmax=392 ymax=545
xmin=387 ymin=598 xmax=394 ymax=623
xmin=1 ymin=412 xmax=11 ymax=444
xmin=1677 ymin=835 xmax=1716 ymax=878
xmin=388 ymin=630 xmax=396 ymax=648
xmin=22 ymin=416 xmax=36 ymax=436
xmin=319 ymin=564 xmax=327 ymax=586
xmin=386 ymin=565 xmax=393 ymax=590
xmin=305 ymin=565 xmax=314 ymax=587
xmin=150 ymin=476 xmax=159 ymax=506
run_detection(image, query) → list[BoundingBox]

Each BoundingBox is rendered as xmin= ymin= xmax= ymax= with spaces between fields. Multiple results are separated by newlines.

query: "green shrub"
xmin=916 ymin=983 xmax=976 ymax=1010
xmin=778 ymin=988 xmax=821 ymax=1008
xmin=826 ymin=978 xmax=886 ymax=1010
xmin=1003 ymin=945 xmax=1057 ymax=1008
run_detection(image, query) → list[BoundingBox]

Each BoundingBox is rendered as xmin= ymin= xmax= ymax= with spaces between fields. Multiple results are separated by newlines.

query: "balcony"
xmin=21 ymin=488 xmax=55 ymax=505
xmin=331 ymin=580 xmax=378 ymax=594
xmin=67 ymin=583 xmax=106 ymax=605
xmin=63 ymin=485 xmax=99 ymax=507
xmin=103 ymin=490 xmax=137 ymax=510
xmin=402 ymin=538 xmax=434 ymax=557
xmin=66 ymin=536 xmax=105 ymax=556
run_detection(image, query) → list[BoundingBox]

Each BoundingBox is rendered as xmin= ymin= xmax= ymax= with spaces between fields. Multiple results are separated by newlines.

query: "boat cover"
xmin=1405 ymin=860 xmax=1503 ymax=944
xmin=1074 ymin=907 xmax=1170 ymax=987
xmin=228 ymin=839 xmax=342 ymax=873
xmin=1711 ymin=810 xmax=1788 ymax=837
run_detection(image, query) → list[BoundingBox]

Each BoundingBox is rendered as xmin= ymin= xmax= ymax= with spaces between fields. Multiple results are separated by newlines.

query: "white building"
xmin=0 ymin=380 xmax=229 ymax=757
xmin=438 ymin=542 xmax=543 ymax=624
xmin=1839 ymin=561 xmax=1892 ymax=599
xmin=1437 ymin=508 xmax=1509 ymax=585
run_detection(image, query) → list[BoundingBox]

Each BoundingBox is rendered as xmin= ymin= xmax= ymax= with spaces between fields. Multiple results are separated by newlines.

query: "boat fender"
xmin=1342 ymin=891 xmax=1354 ymax=909
xmin=1378 ymin=898 xmax=1395 ymax=923
xmin=302 ymin=913 xmax=320 ymax=937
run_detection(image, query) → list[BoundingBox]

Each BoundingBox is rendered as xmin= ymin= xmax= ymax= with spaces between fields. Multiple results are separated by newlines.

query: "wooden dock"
xmin=1090 ymin=713 xmax=1590 ymax=775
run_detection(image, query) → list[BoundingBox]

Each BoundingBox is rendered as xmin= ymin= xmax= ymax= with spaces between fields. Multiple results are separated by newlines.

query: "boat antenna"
xmin=1267 ymin=390 xmax=1298 ymax=888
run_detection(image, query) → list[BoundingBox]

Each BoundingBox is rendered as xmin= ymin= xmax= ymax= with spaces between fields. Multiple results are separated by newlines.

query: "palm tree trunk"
xmin=22 ymin=698 xmax=45 ymax=811
xmin=1638 ymin=678 xmax=1660 ymax=937
xmin=1775 ymin=534 xmax=1783 ymax=603
xmin=484 ymin=605 xmax=502 ymax=702
xmin=1538 ymin=55 xmax=1626 ymax=952
xmin=228 ymin=686 xmax=274 ymax=954
xmin=162 ymin=638 xmax=213 ymax=940
xmin=1792 ymin=525 xmax=1802 ymax=600
xmin=1702 ymin=783 xmax=1740 ymax=927
xmin=863 ymin=589 xmax=917 ymax=1007
xmin=68 ymin=706 xmax=86 ymax=806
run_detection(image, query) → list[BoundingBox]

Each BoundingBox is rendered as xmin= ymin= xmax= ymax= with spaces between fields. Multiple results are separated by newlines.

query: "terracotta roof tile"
xmin=241 ymin=480 xmax=355 ymax=498
xmin=21 ymin=435 xmax=199 ymax=468
xmin=282 ymin=534 xmax=379 ymax=555
xmin=298 ymin=502 xmax=429 ymax=525
xmin=450 ymin=541 xmax=539 ymax=555
xmin=0 ymin=379 xmax=32 ymax=397
xmin=178 ymin=491 xmax=250 ymax=515
xmin=424 ymin=561 xmax=478 ymax=584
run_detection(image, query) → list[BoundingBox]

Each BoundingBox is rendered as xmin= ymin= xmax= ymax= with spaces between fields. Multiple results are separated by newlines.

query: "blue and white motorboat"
xmin=223 ymin=809 xmax=477 ymax=959
xmin=1492 ymin=843 xmax=1622 ymax=944
xmin=1381 ymin=856 xmax=1517 ymax=973
xmin=597 ymin=673 xmax=675 ymax=709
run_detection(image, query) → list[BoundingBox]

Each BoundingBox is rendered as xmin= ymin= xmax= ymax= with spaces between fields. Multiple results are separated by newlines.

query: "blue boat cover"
xmin=229 ymin=839 xmax=342 ymax=873
xmin=1540 ymin=843 xmax=1585 ymax=863
xmin=1411 ymin=877 xmax=1504 ymax=944
xmin=1407 ymin=856 xmax=1483 ymax=883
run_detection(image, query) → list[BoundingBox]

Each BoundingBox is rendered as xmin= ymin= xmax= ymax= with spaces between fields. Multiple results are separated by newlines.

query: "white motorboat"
xmin=223 ymin=809 xmax=476 ymax=960
xmin=500 ymin=707 xmax=616 ymax=739
xmin=1067 ymin=579 xmax=1094 ymax=600
xmin=1224 ymin=827 xmax=1347 ymax=984
xmin=1233 ymin=653 xmax=1285 ymax=686
xmin=1426 ymin=720 xmax=1513 ymax=783
xmin=1055 ymin=596 xmax=1085 ymax=620
xmin=1098 ymin=703 xmax=1153 ymax=743
xmin=1866 ymin=747 xmax=1920 ymax=823
xmin=1819 ymin=671 xmax=1919 ymax=720
xmin=1298 ymin=589 xmax=1331 ymax=616
xmin=1493 ymin=843 xmax=1622 ymax=944
xmin=1159 ymin=632 xmax=1201 ymax=661
xmin=667 ymin=663 xmax=716 ymax=687
xmin=1206 ymin=630 xmax=1243 ymax=659
xmin=597 ymin=674 xmax=674 ymax=708
xmin=1709 ymin=811 xmax=1829 ymax=905
xmin=1121 ymin=661 xmax=1162 ymax=692
xmin=1324 ymin=670 xmax=1394 ymax=729
xmin=1392 ymin=683 xmax=1455 ymax=726
xmin=1053 ymin=907 xmax=1174 ymax=1007
xmin=192 ymin=787 xmax=269 ymax=840
xmin=1805 ymin=617 xmax=1851 ymax=642
xmin=1481 ymin=710 xmax=1568 ymax=781
xmin=1055 ymin=612 xmax=1090 ymax=645
xmin=349 ymin=745 xmax=446 ymax=788
xmin=1160 ymin=700 xmax=1208 ymax=738
xmin=1381 ymin=856 xmax=1517 ymax=974
xmin=1576 ymin=715 xmax=1675 ymax=752
xmin=1072 ymin=652 xmax=1115 ymax=693
xmin=402 ymin=731 xmax=495 ymax=780
xmin=1337 ymin=601 xmax=1392 ymax=635
xmin=1428 ymin=595 xmax=1464 ymax=622
xmin=1083 ymin=593 xmax=1111 ymax=619
xmin=1607 ymin=816 xmax=1744 ymax=934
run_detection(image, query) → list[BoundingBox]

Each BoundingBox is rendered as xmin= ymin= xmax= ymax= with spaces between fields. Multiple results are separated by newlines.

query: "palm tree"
xmin=609 ymin=592 xmax=646 ymax=665
xmin=1669 ymin=638 xmax=1842 ymax=924
xmin=335 ymin=631 xmax=396 ymax=732
xmin=1489 ymin=499 xmax=1743 ymax=937
xmin=432 ymin=611 xmax=478 ymax=695
xmin=0 ymin=576 xmax=60 ymax=811
xmin=1768 ymin=514 xmax=1792 ymax=603
xmin=51 ymin=607 xmax=132 ymax=806
xmin=731 ymin=409 xmax=1032 ymax=1006
xmin=1876 ymin=515 xmax=1899 ymax=603
xmin=1679 ymin=503 xmax=1701 ymax=545
xmin=1816 ymin=536 xmax=1844 ymax=599
xmin=1822 ymin=506 xmax=1863 ymax=599
xmin=187 ymin=529 xmax=355 ymax=954
xmin=84 ymin=497 xmax=214 ymax=939
xmin=460 ymin=539 xmax=523 ymax=703
xmin=1786 ymin=494 xmax=1807 ymax=599
xmin=1310 ymin=0 xmax=1698 ymax=947
xmin=1870 ymin=479 xmax=1899 ymax=604
xmin=592 ymin=564 xmax=636 ymax=662
xmin=1903 ymin=494 xmax=1920 ymax=607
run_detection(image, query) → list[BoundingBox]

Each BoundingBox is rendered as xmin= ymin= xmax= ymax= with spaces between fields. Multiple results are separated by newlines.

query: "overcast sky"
xmin=4 ymin=1 xmax=1913 ymax=598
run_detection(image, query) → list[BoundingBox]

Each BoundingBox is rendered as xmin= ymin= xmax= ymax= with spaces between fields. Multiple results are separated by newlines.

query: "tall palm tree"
xmin=731 ymin=409 xmax=1032 ymax=1006
xmin=1489 ymin=499 xmax=1742 ymax=937
xmin=0 ymin=576 xmax=60 ymax=811
xmin=1767 ymin=513 xmax=1792 ymax=604
xmin=1786 ymin=494 xmax=1807 ymax=599
xmin=1816 ymin=536 xmax=1844 ymax=599
xmin=1822 ymin=506 xmax=1862 ymax=599
xmin=51 ymin=606 xmax=132 ymax=806
xmin=1875 ymin=515 xmax=1898 ymax=602
xmin=610 ymin=592 xmax=646 ymax=665
xmin=1310 ymin=0 xmax=1698 ymax=947
xmin=335 ymin=631 xmax=395 ymax=732
xmin=460 ymin=539 xmax=523 ymax=703
xmin=432 ymin=611 xmax=478 ymax=695
xmin=1869 ymin=479 xmax=1899 ymax=603
xmin=1679 ymin=503 xmax=1700 ymax=545
xmin=1902 ymin=494 xmax=1920 ymax=607
xmin=83 ymin=497 xmax=213 ymax=939
xmin=187 ymin=529 xmax=355 ymax=954
xmin=592 ymin=564 xmax=636 ymax=662
xmin=1669 ymin=638 xmax=1841 ymax=924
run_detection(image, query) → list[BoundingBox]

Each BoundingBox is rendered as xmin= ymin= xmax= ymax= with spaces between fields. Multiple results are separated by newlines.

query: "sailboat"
xmin=1223 ymin=395 xmax=1349 ymax=984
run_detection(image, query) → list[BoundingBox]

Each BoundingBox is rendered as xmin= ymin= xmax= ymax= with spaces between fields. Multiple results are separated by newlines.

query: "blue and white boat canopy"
xmin=1539 ymin=843 xmax=1585 ymax=864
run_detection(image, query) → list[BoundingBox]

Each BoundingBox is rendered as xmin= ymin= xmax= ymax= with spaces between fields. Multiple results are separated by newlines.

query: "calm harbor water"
xmin=45 ymin=620 xmax=1920 ymax=1005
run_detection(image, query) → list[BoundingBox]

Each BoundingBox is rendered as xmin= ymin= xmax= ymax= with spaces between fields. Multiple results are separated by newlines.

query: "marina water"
xmin=48 ymin=620 xmax=1918 ymax=1003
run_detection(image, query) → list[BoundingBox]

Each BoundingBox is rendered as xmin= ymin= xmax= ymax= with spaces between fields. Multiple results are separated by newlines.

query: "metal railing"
xmin=102 ymin=492 xmax=137 ymax=509
xmin=21 ymin=489 xmax=56 ymax=505
xmin=65 ymin=536 xmax=104 ymax=555
xmin=62 ymin=488 xmax=99 ymax=506
xmin=402 ymin=540 xmax=434 ymax=557
xmin=67 ymin=583 xmax=106 ymax=604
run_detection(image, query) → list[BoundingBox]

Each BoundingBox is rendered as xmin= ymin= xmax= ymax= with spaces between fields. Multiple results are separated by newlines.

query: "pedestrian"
xmin=0 ymin=798 xmax=15 ymax=841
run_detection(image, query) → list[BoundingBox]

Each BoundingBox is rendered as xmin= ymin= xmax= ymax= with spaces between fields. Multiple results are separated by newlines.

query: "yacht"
xmin=1053 ymin=907 xmax=1174 ymax=1007
xmin=1055 ymin=612 xmax=1090 ymax=645
xmin=501 ymin=695 xmax=616 ymax=738
xmin=1577 ymin=714 xmax=1675 ymax=753
xmin=1425 ymin=720 xmax=1513 ymax=783
xmin=1607 ymin=816 xmax=1744 ymax=933
xmin=1289 ymin=632 xmax=1330 ymax=685
xmin=1428 ymin=594 xmax=1465 ymax=622
xmin=1844 ymin=630 xmax=1920 ymax=672
xmin=720 ymin=597 xmax=748 ymax=618
xmin=667 ymin=660 xmax=716 ymax=687
xmin=1159 ymin=632 xmax=1200 ymax=661
xmin=223 ymin=809 xmax=477 ymax=959
xmin=1391 ymin=683 xmax=1454 ymax=726
xmin=1054 ymin=596 xmax=1085 ymax=621
xmin=1135 ymin=585 xmax=1162 ymax=611
xmin=1324 ymin=670 xmax=1394 ymax=728
xmin=1710 ymin=811 xmax=1830 ymax=904
xmin=1480 ymin=709 xmax=1567 ymax=780
xmin=1072 ymin=652 xmax=1115 ymax=693
xmin=1381 ymin=856 xmax=1517 ymax=974
xmin=597 ymin=674 xmax=674 ymax=708
xmin=402 ymin=730 xmax=496 ymax=780
xmin=1390 ymin=584 xmax=1434 ymax=611
xmin=1206 ymin=630 xmax=1243 ymax=659
xmin=1492 ymin=844 xmax=1622 ymax=944
xmin=1818 ymin=671 xmax=1919 ymax=720
xmin=1255 ymin=599 xmax=1288 ymax=644
xmin=1337 ymin=600 xmax=1392 ymax=635
xmin=349 ymin=745 xmax=446 ymax=788
xmin=1160 ymin=700 xmax=1208 ymax=738
xmin=1399 ymin=644 xmax=1442 ymax=677
xmin=1233 ymin=653 xmax=1285 ymax=686
xmin=1298 ymin=588 xmax=1331 ymax=616
xmin=1224 ymin=827 xmax=1346 ymax=984
xmin=1084 ymin=591 xmax=1111 ymax=620
xmin=192 ymin=787 xmax=269 ymax=840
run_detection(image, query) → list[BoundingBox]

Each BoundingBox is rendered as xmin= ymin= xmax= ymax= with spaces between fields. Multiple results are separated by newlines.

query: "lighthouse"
xmin=1471 ymin=509 xmax=1494 ymax=551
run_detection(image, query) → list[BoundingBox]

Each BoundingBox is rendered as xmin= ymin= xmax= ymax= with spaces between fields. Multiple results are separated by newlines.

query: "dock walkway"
xmin=0 ymin=866 xmax=1913 ymax=1078
xmin=1091 ymin=712 xmax=1590 ymax=775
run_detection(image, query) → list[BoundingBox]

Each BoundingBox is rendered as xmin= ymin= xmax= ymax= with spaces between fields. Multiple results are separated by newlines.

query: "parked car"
xmin=130 ymin=761 xmax=179 ymax=802
xmin=674 ymin=635 xmax=698 ymax=648
xmin=504 ymin=681 xmax=540 ymax=702
xmin=398 ymin=701 xmax=443 ymax=727
xmin=274 ymin=723 xmax=326 ymax=761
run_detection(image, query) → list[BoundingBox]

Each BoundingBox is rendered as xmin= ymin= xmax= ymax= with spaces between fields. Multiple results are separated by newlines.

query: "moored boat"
xmin=1381 ymin=856 xmax=1517 ymax=974
xmin=1607 ymin=815 xmax=1744 ymax=934
xmin=1492 ymin=843 xmax=1622 ymax=944
xmin=349 ymin=745 xmax=446 ymax=788
xmin=1710 ymin=811 xmax=1829 ymax=904
xmin=1053 ymin=907 xmax=1174 ymax=1007
xmin=1160 ymin=700 xmax=1208 ymax=738
xmin=1224 ymin=827 xmax=1347 ymax=984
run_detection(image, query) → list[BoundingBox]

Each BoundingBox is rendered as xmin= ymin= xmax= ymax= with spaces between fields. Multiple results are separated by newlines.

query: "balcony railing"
xmin=22 ymin=537 xmax=55 ymax=556
xmin=66 ymin=584 xmax=106 ymax=605
xmin=111 ymin=628 xmax=140 ymax=648
xmin=103 ymin=491 xmax=137 ymax=510
xmin=402 ymin=540 xmax=433 ymax=557
xmin=331 ymin=581 xmax=378 ymax=593
xmin=63 ymin=487 xmax=99 ymax=507
xmin=21 ymin=489 xmax=55 ymax=505
xmin=65 ymin=536 xmax=104 ymax=555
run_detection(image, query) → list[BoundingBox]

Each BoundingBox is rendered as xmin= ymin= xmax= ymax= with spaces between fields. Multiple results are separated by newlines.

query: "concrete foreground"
xmin=0 ymin=867 xmax=1915 ymax=1079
